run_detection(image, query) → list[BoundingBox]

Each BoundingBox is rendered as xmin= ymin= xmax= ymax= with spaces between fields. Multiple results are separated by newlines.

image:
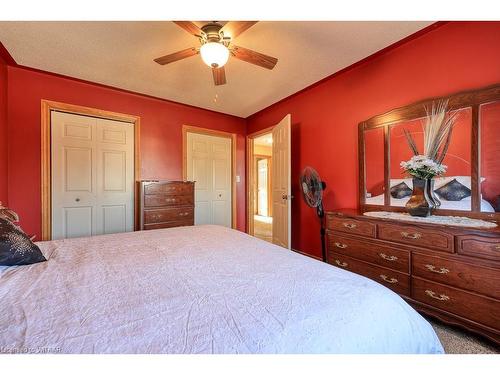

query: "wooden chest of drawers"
xmin=138 ymin=181 xmax=194 ymax=230
xmin=326 ymin=210 xmax=500 ymax=345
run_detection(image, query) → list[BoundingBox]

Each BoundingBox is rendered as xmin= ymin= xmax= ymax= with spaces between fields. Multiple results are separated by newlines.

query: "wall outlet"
xmin=236 ymin=175 xmax=241 ymax=183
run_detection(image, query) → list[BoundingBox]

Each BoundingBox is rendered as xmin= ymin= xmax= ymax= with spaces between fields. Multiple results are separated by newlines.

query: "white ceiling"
xmin=0 ymin=21 xmax=432 ymax=117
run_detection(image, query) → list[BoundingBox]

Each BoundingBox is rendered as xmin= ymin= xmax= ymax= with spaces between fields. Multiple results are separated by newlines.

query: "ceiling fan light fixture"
xmin=200 ymin=42 xmax=229 ymax=68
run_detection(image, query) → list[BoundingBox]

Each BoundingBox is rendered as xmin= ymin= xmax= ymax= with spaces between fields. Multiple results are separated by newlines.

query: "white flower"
xmin=400 ymin=155 xmax=447 ymax=178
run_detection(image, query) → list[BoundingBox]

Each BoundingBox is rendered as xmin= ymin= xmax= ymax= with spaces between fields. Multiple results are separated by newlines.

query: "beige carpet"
xmin=254 ymin=215 xmax=272 ymax=243
xmin=429 ymin=318 xmax=499 ymax=354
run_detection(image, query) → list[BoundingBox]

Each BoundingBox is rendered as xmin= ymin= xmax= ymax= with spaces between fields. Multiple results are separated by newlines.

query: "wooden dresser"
xmin=326 ymin=209 xmax=500 ymax=345
xmin=138 ymin=181 xmax=195 ymax=230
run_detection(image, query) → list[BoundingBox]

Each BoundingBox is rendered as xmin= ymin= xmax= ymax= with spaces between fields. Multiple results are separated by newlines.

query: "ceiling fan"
xmin=154 ymin=21 xmax=278 ymax=86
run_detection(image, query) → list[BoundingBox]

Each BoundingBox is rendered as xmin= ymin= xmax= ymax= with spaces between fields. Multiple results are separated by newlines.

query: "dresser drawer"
xmin=143 ymin=220 xmax=193 ymax=230
xmin=412 ymin=253 xmax=500 ymax=299
xmin=144 ymin=207 xmax=194 ymax=224
xmin=412 ymin=277 xmax=500 ymax=330
xmin=144 ymin=182 xmax=193 ymax=196
xmin=378 ymin=223 xmax=453 ymax=253
xmin=326 ymin=216 xmax=376 ymax=238
xmin=144 ymin=194 xmax=194 ymax=207
xmin=327 ymin=234 xmax=409 ymax=273
xmin=328 ymin=252 xmax=410 ymax=296
xmin=456 ymin=235 xmax=500 ymax=262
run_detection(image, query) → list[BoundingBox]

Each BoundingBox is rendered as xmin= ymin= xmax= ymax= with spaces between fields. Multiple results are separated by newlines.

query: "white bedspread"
xmin=0 ymin=225 xmax=443 ymax=354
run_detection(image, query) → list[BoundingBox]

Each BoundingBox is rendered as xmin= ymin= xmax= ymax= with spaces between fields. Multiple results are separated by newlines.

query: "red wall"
xmin=247 ymin=22 xmax=500 ymax=258
xmin=7 ymin=66 xmax=247 ymax=238
xmin=0 ymin=55 xmax=7 ymax=205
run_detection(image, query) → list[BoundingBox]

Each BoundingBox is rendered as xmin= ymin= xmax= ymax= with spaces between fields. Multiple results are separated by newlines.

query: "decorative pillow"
xmin=390 ymin=178 xmax=413 ymax=189
xmin=390 ymin=182 xmax=412 ymax=199
xmin=0 ymin=218 xmax=46 ymax=266
xmin=435 ymin=178 xmax=471 ymax=201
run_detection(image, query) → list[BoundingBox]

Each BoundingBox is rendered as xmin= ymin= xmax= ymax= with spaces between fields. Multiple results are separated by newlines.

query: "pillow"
xmin=435 ymin=178 xmax=471 ymax=201
xmin=0 ymin=218 xmax=46 ymax=266
xmin=390 ymin=178 xmax=413 ymax=189
xmin=390 ymin=182 xmax=412 ymax=199
xmin=434 ymin=176 xmax=485 ymax=190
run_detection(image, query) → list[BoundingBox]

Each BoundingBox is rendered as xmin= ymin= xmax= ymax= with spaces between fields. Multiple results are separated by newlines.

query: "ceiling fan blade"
xmin=173 ymin=21 xmax=203 ymax=37
xmin=154 ymin=47 xmax=198 ymax=65
xmin=212 ymin=66 xmax=227 ymax=86
xmin=221 ymin=21 xmax=257 ymax=39
xmin=231 ymin=45 xmax=278 ymax=70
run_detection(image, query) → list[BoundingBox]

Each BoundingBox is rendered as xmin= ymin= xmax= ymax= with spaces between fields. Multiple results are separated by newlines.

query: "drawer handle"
xmin=379 ymin=253 xmax=398 ymax=262
xmin=179 ymin=212 xmax=190 ymax=217
xmin=425 ymin=289 xmax=450 ymax=302
xmin=380 ymin=274 xmax=398 ymax=284
xmin=401 ymin=231 xmax=422 ymax=240
xmin=334 ymin=242 xmax=348 ymax=249
xmin=495 ymin=245 xmax=500 ymax=250
xmin=343 ymin=222 xmax=357 ymax=229
xmin=425 ymin=264 xmax=450 ymax=274
xmin=335 ymin=259 xmax=348 ymax=268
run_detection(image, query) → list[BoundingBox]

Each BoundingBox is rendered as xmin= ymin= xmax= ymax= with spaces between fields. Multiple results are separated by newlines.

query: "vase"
xmin=427 ymin=178 xmax=441 ymax=209
xmin=405 ymin=177 xmax=434 ymax=217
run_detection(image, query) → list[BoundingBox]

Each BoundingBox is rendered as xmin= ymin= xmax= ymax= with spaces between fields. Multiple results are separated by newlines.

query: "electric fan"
xmin=299 ymin=167 xmax=327 ymax=261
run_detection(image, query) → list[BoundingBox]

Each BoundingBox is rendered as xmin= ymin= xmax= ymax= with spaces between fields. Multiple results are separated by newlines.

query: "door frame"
xmin=41 ymin=100 xmax=141 ymax=241
xmin=246 ymin=126 xmax=274 ymax=236
xmin=182 ymin=125 xmax=237 ymax=229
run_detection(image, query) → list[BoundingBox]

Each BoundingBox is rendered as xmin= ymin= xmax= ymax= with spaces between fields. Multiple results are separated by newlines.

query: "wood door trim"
xmin=41 ymin=100 xmax=141 ymax=241
xmin=182 ymin=125 xmax=237 ymax=229
xmin=246 ymin=126 xmax=274 ymax=235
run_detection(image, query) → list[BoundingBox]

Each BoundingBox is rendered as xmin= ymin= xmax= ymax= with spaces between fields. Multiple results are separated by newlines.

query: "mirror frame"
xmin=359 ymin=83 xmax=500 ymax=221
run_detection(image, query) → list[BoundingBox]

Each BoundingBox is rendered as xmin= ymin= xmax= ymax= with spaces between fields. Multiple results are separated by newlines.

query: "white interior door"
xmin=186 ymin=132 xmax=231 ymax=227
xmin=51 ymin=111 xmax=134 ymax=239
xmin=272 ymin=114 xmax=291 ymax=248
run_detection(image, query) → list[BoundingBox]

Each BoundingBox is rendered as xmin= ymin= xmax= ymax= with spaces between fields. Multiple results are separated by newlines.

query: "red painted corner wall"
xmin=247 ymin=21 xmax=500 ymax=258
xmin=0 ymin=55 xmax=7 ymax=205
xmin=6 ymin=66 xmax=247 ymax=238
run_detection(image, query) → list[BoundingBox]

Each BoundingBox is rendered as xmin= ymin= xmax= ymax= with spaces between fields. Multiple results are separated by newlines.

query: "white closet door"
xmin=186 ymin=132 xmax=231 ymax=227
xmin=272 ymin=114 xmax=291 ymax=249
xmin=51 ymin=111 xmax=134 ymax=239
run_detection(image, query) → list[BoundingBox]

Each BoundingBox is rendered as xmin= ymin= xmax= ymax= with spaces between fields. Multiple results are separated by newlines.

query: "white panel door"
xmin=272 ymin=114 xmax=291 ymax=249
xmin=186 ymin=132 xmax=231 ymax=227
xmin=51 ymin=111 xmax=134 ymax=239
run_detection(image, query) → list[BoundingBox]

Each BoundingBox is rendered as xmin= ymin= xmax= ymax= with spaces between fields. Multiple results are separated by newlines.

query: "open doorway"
xmin=247 ymin=114 xmax=291 ymax=248
xmin=249 ymin=132 xmax=273 ymax=242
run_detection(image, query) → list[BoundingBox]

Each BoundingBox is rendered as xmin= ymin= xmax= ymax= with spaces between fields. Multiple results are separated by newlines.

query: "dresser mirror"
xmin=388 ymin=107 xmax=473 ymax=211
xmin=359 ymin=84 xmax=500 ymax=220
xmin=387 ymin=117 xmax=426 ymax=208
xmin=480 ymin=100 xmax=500 ymax=212
xmin=364 ymin=126 xmax=385 ymax=205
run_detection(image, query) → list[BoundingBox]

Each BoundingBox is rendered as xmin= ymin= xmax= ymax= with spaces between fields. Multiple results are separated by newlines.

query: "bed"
xmin=366 ymin=194 xmax=495 ymax=212
xmin=0 ymin=225 xmax=443 ymax=354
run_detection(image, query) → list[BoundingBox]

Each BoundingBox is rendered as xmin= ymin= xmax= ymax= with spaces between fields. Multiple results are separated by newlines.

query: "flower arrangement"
xmin=400 ymin=155 xmax=447 ymax=179
xmin=400 ymin=100 xmax=458 ymax=180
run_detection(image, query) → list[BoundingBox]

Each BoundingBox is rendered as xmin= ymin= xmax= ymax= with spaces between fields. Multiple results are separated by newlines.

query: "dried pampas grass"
xmin=404 ymin=100 xmax=458 ymax=162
